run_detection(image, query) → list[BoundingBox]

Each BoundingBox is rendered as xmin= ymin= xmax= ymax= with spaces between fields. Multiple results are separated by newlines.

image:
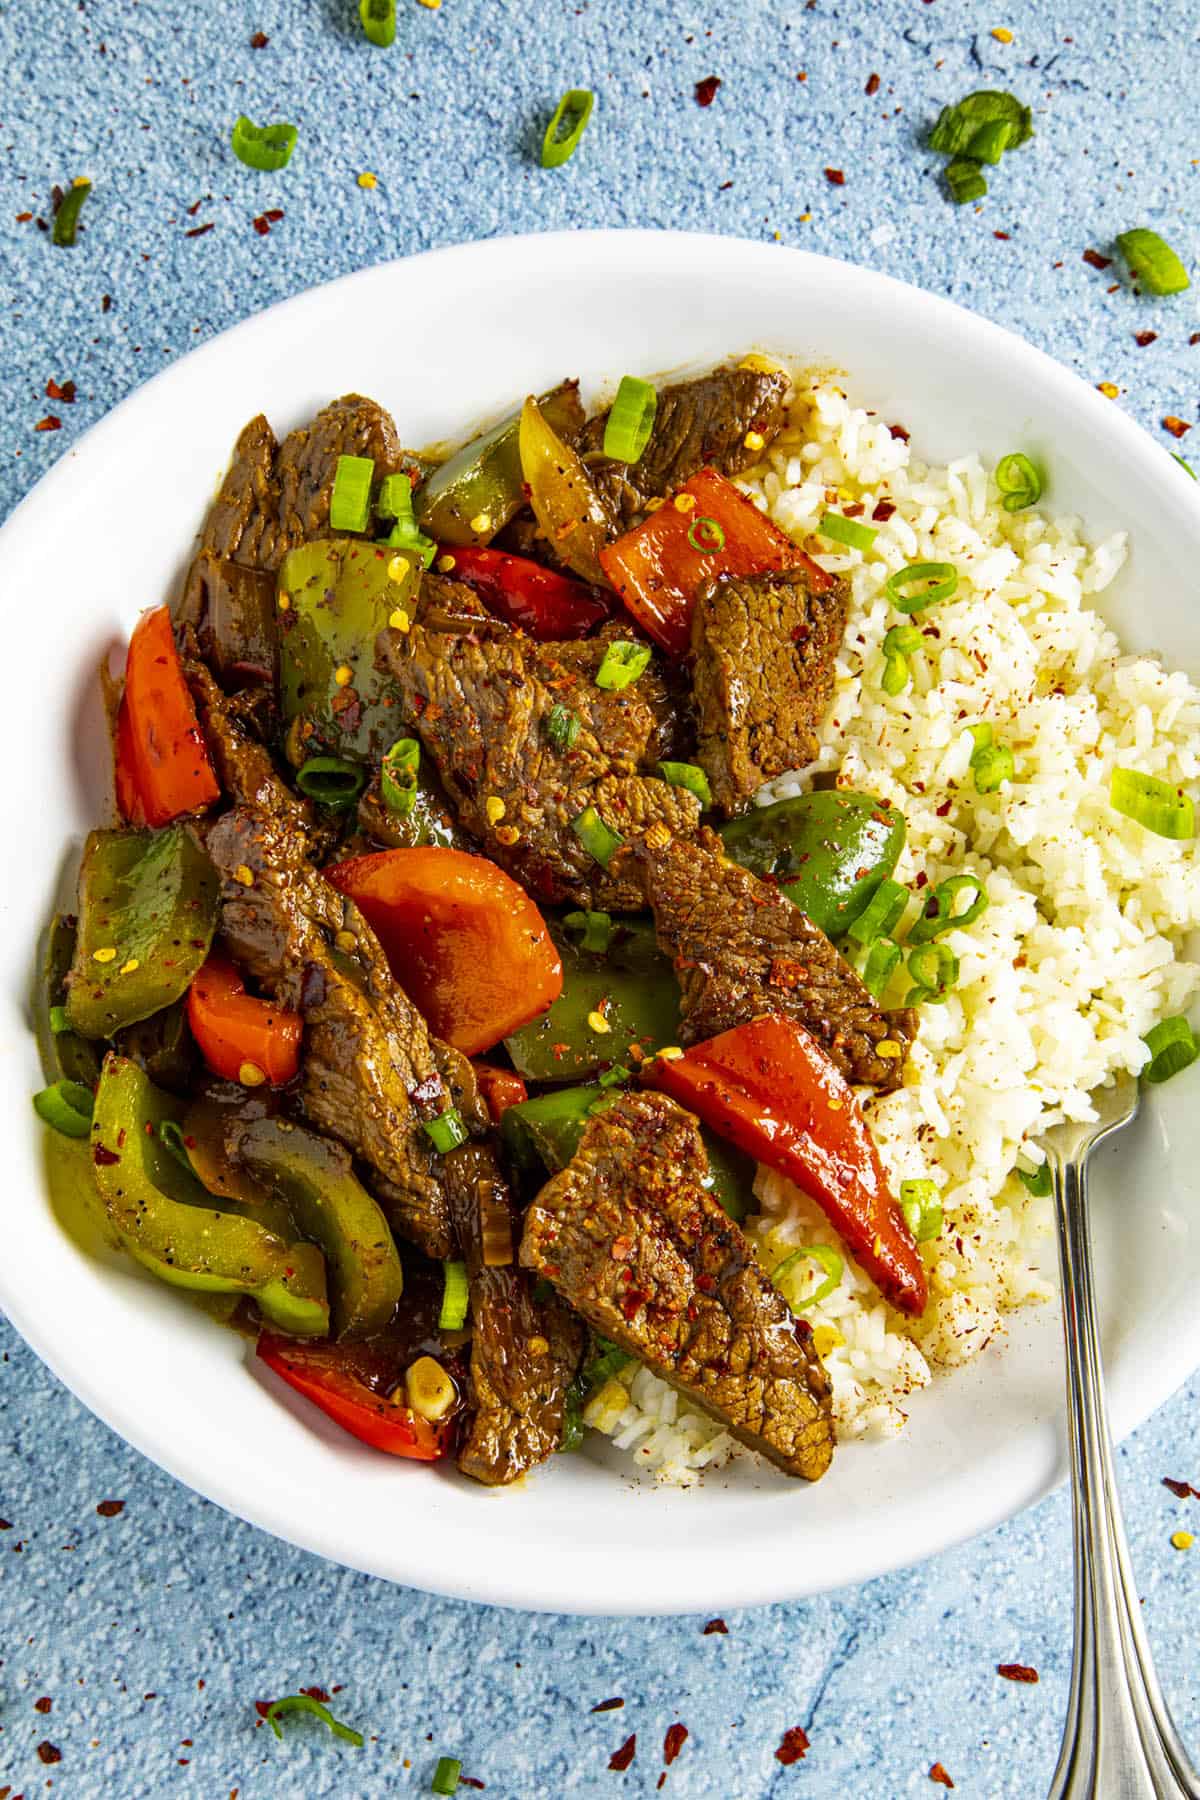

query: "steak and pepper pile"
xmin=34 ymin=362 xmax=939 ymax=1488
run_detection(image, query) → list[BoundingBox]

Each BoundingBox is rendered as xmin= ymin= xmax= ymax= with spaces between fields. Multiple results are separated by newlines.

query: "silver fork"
xmin=1039 ymin=1072 xmax=1200 ymax=1800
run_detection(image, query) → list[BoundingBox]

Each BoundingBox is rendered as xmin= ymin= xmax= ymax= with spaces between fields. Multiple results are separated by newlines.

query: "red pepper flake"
xmin=254 ymin=1700 xmax=273 ymax=1720
xmin=702 ymin=1618 xmax=728 ymax=1634
xmin=95 ymin=1498 xmax=125 ymax=1517
xmin=16 ymin=210 xmax=33 ymax=222
xmin=872 ymin=499 xmax=896 ymax=521
xmin=997 ymin=1662 xmax=1039 ymax=1683
xmin=914 ymin=870 xmax=928 ymax=889
xmin=101 ymin=294 xmax=112 ymax=312
xmin=694 ymin=76 xmax=721 ymax=107
xmin=45 ymin=378 xmax=76 ymax=403
xmin=718 ymin=180 xmax=733 ymax=190
xmin=1162 ymin=1477 xmax=1200 ymax=1499
xmin=460 ymin=1781 xmax=485 ymax=1792
xmin=1190 ymin=333 xmax=1200 ymax=346
xmin=35 ymin=415 xmax=62 ymax=432
xmin=775 ymin=1726 xmax=810 ymax=1764
xmin=994 ymin=230 xmax=1011 ymax=240
xmin=300 ymin=1685 xmax=330 ymax=1702
xmin=252 ymin=208 xmax=285 ymax=236
xmin=824 ymin=167 xmax=845 ymax=185
xmin=1082 ymin=248 xmax=1112 ymax=270
xmin=608 ymin=1733 xmax=637 ymax=1772
xmin=929 ymin=1764 xmax=955 ymax=1788
xmin=36 ymin=1743 xmax=62 ymax=1765
xmin=663 ymin=1723 xmax=688 ymax=1765
xmin=34 ymin=1697 xmax=53 ymax=1714
xmin=185 ymin=222 xmax=215 ymax=238
xmin=250 ymin=29 xmax=269 ymax=47
xmin=936 ymin=798 xmax=952 ymax=817
xmin=865 ymin=72 xmax=881 ymax=95
xmin=1134 ymin=331 xmax=1158 ymax=347
xmin=591 ymin=1697 xmax=625 ymax=1712
xmin=1163 ymin=416 xmax=1192 ymax=439
xmin=890 ymin=423 xmax=910 ymax=442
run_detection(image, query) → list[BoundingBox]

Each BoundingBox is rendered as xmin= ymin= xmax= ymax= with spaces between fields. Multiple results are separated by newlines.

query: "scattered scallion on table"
xmin=230 ymin=115 xmax=298 ymax=172
xmin=52 ymin=178 xmax=92 ymax=247
xmin=264 ymin=1694 xmax=364 ymax=1746
xmin=1110 ymin=768 xmax=1194 ymax=840
xmin=359 ymin=0 xmax=396 ymax=46
xmin=1115 ymin=228 xmax=1191 ymax=297
xmin=432 ymin=1754 xmax=463 ymax=1794
xmin=541 ymin=89 xmax=595 ymax=169
xmin=602 ymin=376 xmax=658 ymax=462
xmin=1173 ymin=454 xmax=1196 ymax=480
xmin=928 ymin=90 xmax=1034 ymax=205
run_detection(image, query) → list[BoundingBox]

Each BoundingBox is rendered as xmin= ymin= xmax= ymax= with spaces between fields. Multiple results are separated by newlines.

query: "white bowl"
xmin=3 ymin=230 xmax=1198 ymax=1616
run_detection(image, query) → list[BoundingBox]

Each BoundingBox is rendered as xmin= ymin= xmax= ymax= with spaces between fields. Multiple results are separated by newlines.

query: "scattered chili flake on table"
xmin=591 ymin=1698 xmax=625 ymax=1713
xmin=1096 ymin=382 xmax=1120 ymax=399
xmin=34 ymin=1697 xmax=53 ymax=1714
xmin=1162 ymin=1477 xmax=1199 ymax=1499
xmin=1134 ymin=330 xmax=1158 ymax=346
xmin=300 ymin=1686 xmax=331 ymax=1702
xmin=252 ymin=209 xmax=285 ymax=236
xmin=1082 ymin=248 xmax=1112 ymax=270
xmin=34 ymin=415 xmax=61 ymax=432
xmin=824 ymin=167 xmax=845 ymax=185
xmin=929 ymin=1763 xmax=955 ymax=1788
xmin=1163 ymin=416 xmax=1192 ymax=439
xmin=250 ymin=30 xmax=269 ymax=47
xmin=460 ymin=1780 xmax=485 ymax=1791
xmin=663 ymin=1723 xmax=688 ymax=1765
xmin=45 ymin=378 xmax=75 ymax=402
xmin=185 ymin=222 xmax=215 ymax=238
xmin=16 ymin=210 xmax=32 ymax=222
xmin=702 ymin=1618 xmax=728 ymax=1635
xmin=775 ymin=1726 xmax=810 ymax=1764
xmin=694 ymin=76 xmax=721 ymax=106
xmin=36 ymin=1743 xmax=62 ymax=1765
xmin=997 ymin=1662 xmax=1039 ymax=1683
xmin=865 ymin=72 xmax=881 ymax=94
xmin=101 ymin=294 xmax=112 ymax=312
xmin=608 ymin=1733 xmax=637 ymax=1771
xmin=1190 ymin=333 xmax=1200 ymax=346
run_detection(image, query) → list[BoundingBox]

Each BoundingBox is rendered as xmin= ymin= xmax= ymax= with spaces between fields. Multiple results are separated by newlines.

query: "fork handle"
xmin=1047 ymin=1153 xmax=1200 ymax=1799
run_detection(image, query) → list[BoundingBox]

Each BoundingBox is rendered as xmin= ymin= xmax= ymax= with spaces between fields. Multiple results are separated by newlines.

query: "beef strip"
xmin=176 ymin=549 xmax=278 ymax=691
xmin=444 ymin=1142 xmax=584 ymax=1486
xmin=617 ymin=827 xmax=916 ymax=1092
xmin=691 ymin=565 xmax=848 ymax=815
xmin=520 ymin=1090 xmax=834 ymax=1480
xmin=580 ymin=363 xmax=792 ymax=526
xmin=206 ymin=805 xmax=485 ymax=1258
xmin=199 ymin=413 xmax=282 ymax=570
xmin=378 ymin=608 xmax=700 ymax=910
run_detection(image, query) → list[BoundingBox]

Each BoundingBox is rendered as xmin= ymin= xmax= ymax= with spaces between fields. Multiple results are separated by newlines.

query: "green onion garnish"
xmin=995 ymin=452 xmax=1042 ymax=512
xmin=1142 ymin=1016 xmax=1199 ymax=1084
xmin=657 ymin=761 xmax=713 ymax=808
xmin=847 ymin=878 xmax=908 ymax=947
xmin=438 ymin=1260 xmax=470 ymax=1330
xmin=1110 ymin=768 xmax=1194 ymax=840
xmin=572 ymin=806 xmax=624 ymax=868
xmin=48 ymin=1004 xmax=71 ymax=1034
xmin=907 ymin=873 xmax=988 ymax=943
xmin=775 ymin=1244 xmax=844 ymax=1308
xmin=972 ymin=742 xmax=1015 ymax=793
xmin=564 ymin=909 xmax=615 ymax=954
xmin=52 ymin=179 xmax=92 ymax=247
xmin=424 ymin=1109 xmax=469 ymax=1154
xmin=595 ymin=640 xmax=652 ymax=691
xmin=432 ymin=1755 xmax=463 ymax=1794
xmin=899 ymin=1178 xmax=943 ymax=1243
xmin=265 ymin=1694 xmax=363 ymax=1746
xmin=928 ymin=91 xmax=1034 ymax=158
xmin=381 ymin=738 xmax=420 ymax=816
xmin=384 ymin=520 xmax=437 ymax=567
xmin=583 ymin=1333 xmax=628 ymax=1390
xmin=359 ymin=0 xmax=396 ymax=46
xmin=602 ymin=376 xmax=658 ymax=463
xmin=558 ymin=1376 xmax=586 ymax=1452
xmin=881 ymin=623 xmax=924 ymax=696
xmin=1115 ymin=228 xmax=1191 ymax=297
xmin=1016 ymin=1161 xmax=1052 ymax=1197
xmin=818 ymin=512 xmax=878 ymax=552
xmin=230 ymin=115 xmax=298 ymax=172
xmin=906 ymin=941 xmax=960 ymax=1005
xmin=376 ymin=471 xmax=416 ymax=527
xmin=1174 ymin=454 xmax=1196 ymax=480
xmin=545 ymin=703 xmax=581 ymax=753
xmin=968 ymin=723 xmax=993 ymax=753
xmin=541 ymin=88 xmax=595 ymax=169
xmin=158 ymin=1119 xmax=197 ymax=1180
xmin=329 ymin=454 xmax=375 ymax=533
xmin=33 ymin=1079 xmax=94 ymax=1139
xmin=687 ymin=515 xmax=728 ymax=553
xmin=859 ymin=937 xmax=901 ymax=999
xmin=881 ymin=655 xmax=907 ymax=697
xmin=598 ymin=1064 xmax=633 ymax=1088
xmin=886 ymin=562 xmax=958 ymax=613
xmin=945 ymin=158 xmax=989 ymax=205
xmin=967 ymin=119 xmax=1015 ymax=165
xmin=295 ymin=756 xmax=366 ymax=809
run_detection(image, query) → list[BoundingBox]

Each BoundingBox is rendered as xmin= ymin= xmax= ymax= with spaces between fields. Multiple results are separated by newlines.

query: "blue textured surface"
xmin=2 ymin=0 xmax=1199 ymax=1794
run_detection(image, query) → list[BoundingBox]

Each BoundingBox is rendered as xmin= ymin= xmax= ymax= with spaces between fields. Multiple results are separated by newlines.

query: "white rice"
xmin=585 ymin=376 xmax=1200 ymax=1484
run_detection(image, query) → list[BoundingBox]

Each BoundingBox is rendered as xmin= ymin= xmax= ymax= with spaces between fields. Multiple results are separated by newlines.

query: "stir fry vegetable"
xmin=114 ymin=606 xmax=221 ymax=827
xmin=34 ymin=915 xmax=101 ymax=1088
xmin=186 ymin=956 xmax=303 ymax=1087
xmin=416 ymin=383 xmax=585 ymax=547
xmin=518 ymin=395 xmax=612 ymax=586
xmin=504 ymin=915 xmax=679 ymax=1081
xmin=256 ymin=1334 xmax=451 ymax=1459
xmin=440 ymin=545 xmax=609 ymax=638
xmin=719 ymin=790 xmax=906 ymax=938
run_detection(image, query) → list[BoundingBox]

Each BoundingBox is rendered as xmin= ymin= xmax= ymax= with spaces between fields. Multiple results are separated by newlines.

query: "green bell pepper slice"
xmin=34 ymin=914 xmax=101 ymax=1087
xmin=229 ymin=1115 xmax=404 ymax=1340
xmin=278 ymin=538 xmax=419 ymax=765
xmin=720 ymin=790 xmax=906 ymax=938
xmin=416 ymin=381 xmax=586 ymax=547
xmin=66 ymin=826 xmax=220 ymax=1040
xmin=89 ymin=1054 xmax=329 ymax=1335
xmin=504 ymin=916 xmax=680 ymax=1082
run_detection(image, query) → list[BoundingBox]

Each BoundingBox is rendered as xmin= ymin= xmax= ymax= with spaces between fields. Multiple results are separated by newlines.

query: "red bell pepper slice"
xmin=443 ymin=545 xmax=611 ymax=639
xmin=645 ymin=1014 xmax=928 ymax=1317
xmin=186 ymin=956 xmax=303 ymax=1087
xmin=473 ymin=1061 xmax=529 ymax=1124
xmin=598 ymin=467 xmax=832 ymax=658
xmin=325 ymin=846 xmax=563 ymax=1057
xmin=114 ymin=605 xmax=221 ymax=826
xmin=256 ymin=1335 xmax=448 ymax=1460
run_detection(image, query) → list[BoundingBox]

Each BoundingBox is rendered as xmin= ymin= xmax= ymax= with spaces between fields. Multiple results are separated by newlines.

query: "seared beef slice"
xmin=692 ymin=565 xmax=848 ymax=814
xmin=520 ymin=1090 xmax=833 ymax=1480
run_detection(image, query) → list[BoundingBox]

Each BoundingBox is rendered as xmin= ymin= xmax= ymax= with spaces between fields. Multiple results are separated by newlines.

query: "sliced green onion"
xmin=295 ymin=756 xmax=366 ymax=809
xmin=847 ymin=878 xmax=908 ymax=948
xmin=595 ymin=640 xmax=652 ymax=691
xmin=376 ymin=471 xmax=416 ymax=526
xmin=158 ymin=1119 xmax=197 ymax=1180
xmin=906 ymin=941 xmax=960 ymax=1005
xmin=1115 ymin=228 xmax=1191 ymax=297
xmin=1016 ymin=1161 xmax=1052 ymax=1197
xmin=265 ymin=1694 xmax=363 ymax=1747
xmin=380 ymin=738 xmax=420 ymax=816
xmin=968 ymin=723 xmax=993 ymax=753
xmin=359 ymin=0 xmax=396 ymax=46
xmin=230 ymin=115 xmax=298 ymax=172
xmin=1174 ymin=454 xmax=1196 ymax=480
xmin=886 ymin=562 xmax=958 ymax=613
xmin=946 ymin=159 xmax=988 ymax=205
xmin=899 ymin=1178 xmax=943 ymax=1243
xmin=33 ymin=1079 xmax=94 ymax=1139
xmin=1143 ymin=1016 xmax=1200 ymax=1084
xmin=881 ymin=623 xmax=924 ymax=696
xmin=972 ymin=743 xmax=1015 ymax=793
xmin=598 ymin=1064 xmax=633 ymax=1089
xmin=424 ymin=1109 xmax=469 ymax=1154
xmin=928 ymin=91 xmax=1034 ymax=157
xmin=657 ymin=761 xmax=713 ymax=808
xmin=564 ymin=909 xmax=615 ymax=954
xmin=48 ymin=1004 xmax=71 ymax=1035
xmin=384 ymin=521 xmax=437 ymax=567
xmin=907 ymin=873 xmax=988 ymax=943
xmin=818 ymin=512 xmax=878 ymax=552
xmin=602 ymin=376 xmax=658 ymax=463
xmin=438 ymin=1260 xmax=470 ymax=1331
xmin=545 ymin=703 xmax=581 ymax=753
xmin=1110 ymin=767 xmax=1194 ymax=840
xmin=52 ymin=178 xmax=92 ymax=247
xmin=583 ymin=1332 xmax=628 ymax=1390
xmin=966 ymin=119 xmax=1015 ymax=164
xmin=572 ymin=806 xmax=624 ymax=868
xmin=687 ymin=515 xmax=728 ymax=553
xmin=859 ymin=937 xmax=902 ymax=999
xmin=995 ymin=452 xmax=1042 ymax=512
xmin=881 ymin=655 xmax=908 ymax=696
xmin=775 ymin=1244 xmax=844 ymax=1308
xmin=329 ymin=454 xmax=375 ymax=533
xmin=541 ymin=88 xmax=595 ymax=169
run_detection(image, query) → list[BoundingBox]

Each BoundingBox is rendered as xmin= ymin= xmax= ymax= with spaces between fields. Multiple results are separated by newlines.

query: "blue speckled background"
xmin=2 ymin=0 xmax=1198 ymax=1794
